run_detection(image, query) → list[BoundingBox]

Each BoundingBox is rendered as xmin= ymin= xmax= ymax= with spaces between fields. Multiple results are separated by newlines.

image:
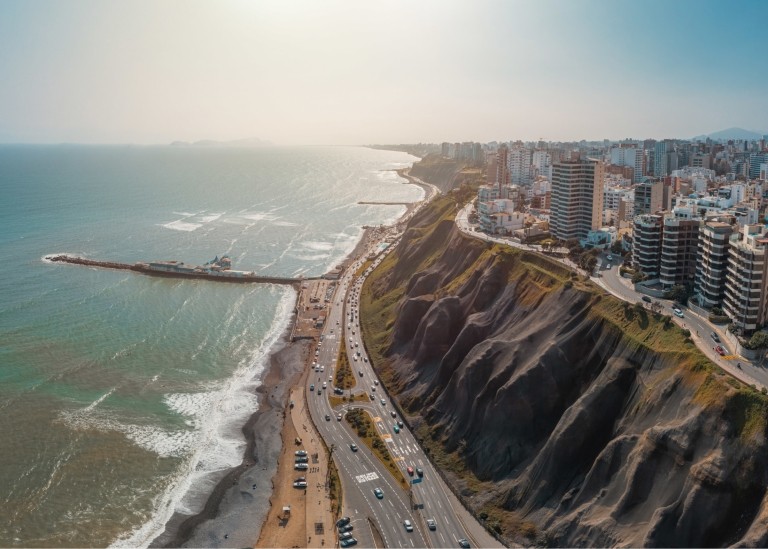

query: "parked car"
xmin=338 ymin=524 xmax=354 ymax=533
xmin=336 ymin=517 xmax=351 ymax=528
xmin=340 ymin=538 xmax=358 ymax=548
xmin=642 ymin=296 xmax=652 ymax=303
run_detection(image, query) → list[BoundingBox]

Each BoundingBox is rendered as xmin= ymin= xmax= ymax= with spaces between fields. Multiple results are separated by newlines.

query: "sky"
xmin=1 ymin=0 xmax=767 ymax=145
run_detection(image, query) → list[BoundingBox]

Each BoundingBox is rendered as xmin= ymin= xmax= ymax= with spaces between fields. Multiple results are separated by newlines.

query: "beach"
xmin=149 ymin=167 xmax=426 ymax=547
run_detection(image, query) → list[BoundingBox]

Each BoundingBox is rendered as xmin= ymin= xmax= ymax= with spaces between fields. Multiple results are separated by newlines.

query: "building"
xmin=477 ymin=199 xmax=525 ymax=234
xmin=659 ymin=217 xmax=702 ymax=290
xmin=694 ymin=221 xmax=734 ymax=309
xmin=749 ymin=153 xmax=768 ymax=180
xmin=550 ymin=157 xmax=605 ymax=241
xmin=633 ymin=178 xmax=663 ymax=216
xmin=509 ymin=145 xmax=532 ymax=185
xmin=632 ymin=214 xmax=664 ymax=278
xmin=441 ymin=142 xmax=450 ymax=157
xmin=654 ymin=140 xmax=669 ymax=177
xmin=610 ymin=146 xmax=643 ymax=182
xmin=723 ymin=224 xmax=768 ymax=334
xmin=496 ymin=144 xmax=510 ymax=191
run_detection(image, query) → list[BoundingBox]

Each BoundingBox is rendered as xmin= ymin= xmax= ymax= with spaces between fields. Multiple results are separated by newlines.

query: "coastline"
xmin=150 ymin=163 xmax=418 ymax=548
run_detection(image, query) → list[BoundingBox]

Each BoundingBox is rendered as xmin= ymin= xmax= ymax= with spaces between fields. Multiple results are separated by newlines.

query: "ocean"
xmin=0 ymin=145 xmax=419 ymax=547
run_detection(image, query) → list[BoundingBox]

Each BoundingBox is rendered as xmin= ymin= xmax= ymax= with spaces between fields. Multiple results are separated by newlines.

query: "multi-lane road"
xmin=305 ymin=238 xmax=500 ymax=549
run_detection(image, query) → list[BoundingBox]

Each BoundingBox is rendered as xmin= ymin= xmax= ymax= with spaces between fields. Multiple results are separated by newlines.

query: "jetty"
xmin=46 ymin=255 xmax=322 ymax=286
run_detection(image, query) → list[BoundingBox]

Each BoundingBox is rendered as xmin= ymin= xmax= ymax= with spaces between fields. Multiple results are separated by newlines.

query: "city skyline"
xmin=1 ymin=0 xmax=767 ymax=146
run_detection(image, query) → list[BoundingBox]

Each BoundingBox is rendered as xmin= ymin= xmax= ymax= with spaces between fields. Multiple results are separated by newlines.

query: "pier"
xmin=46 ymin=255 xmax=322 ymax=286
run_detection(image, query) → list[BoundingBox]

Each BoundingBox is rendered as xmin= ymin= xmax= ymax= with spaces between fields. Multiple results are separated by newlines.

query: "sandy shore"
xmin=150 ymin=331 xmax=310 ymax=548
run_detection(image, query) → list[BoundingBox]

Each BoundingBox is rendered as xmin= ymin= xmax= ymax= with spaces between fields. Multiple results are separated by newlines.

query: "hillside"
xmin=359 ymin=192 xmax=768 ymax=547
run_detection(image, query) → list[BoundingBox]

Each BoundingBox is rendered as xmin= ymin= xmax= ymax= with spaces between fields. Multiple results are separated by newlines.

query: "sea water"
xmin=0 ymin=145 xmax=419 ymax=547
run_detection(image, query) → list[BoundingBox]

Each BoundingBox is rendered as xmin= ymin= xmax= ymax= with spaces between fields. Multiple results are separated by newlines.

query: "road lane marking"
xmin=355 ymin=471 xmax=380 ymax=483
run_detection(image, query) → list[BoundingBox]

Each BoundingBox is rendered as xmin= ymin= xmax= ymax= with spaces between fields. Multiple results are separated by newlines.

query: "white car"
xmin=403 ymin=519 xmax=413 ymax=532
xmin=672 ymin=307 xmax=684 ymax=318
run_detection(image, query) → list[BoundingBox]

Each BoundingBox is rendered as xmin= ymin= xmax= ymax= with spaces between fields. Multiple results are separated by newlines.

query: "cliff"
xmin=360 ymin=193 xmax=768 ymax=547
xmin=408 ymin=154 xmax=472 ymax=193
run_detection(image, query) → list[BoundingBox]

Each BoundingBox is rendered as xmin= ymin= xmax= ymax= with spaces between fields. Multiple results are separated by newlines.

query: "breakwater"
xmin=46 ymin=255 xmax=318 ymax=286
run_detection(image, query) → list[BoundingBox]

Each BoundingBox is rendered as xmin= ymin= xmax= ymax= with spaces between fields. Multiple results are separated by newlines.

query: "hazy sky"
xmin=1 ymin=0 xmax=766 ymax=145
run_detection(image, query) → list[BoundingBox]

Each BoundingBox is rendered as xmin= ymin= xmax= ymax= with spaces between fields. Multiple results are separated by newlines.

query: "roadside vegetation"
xmin=345 ymin=408 xmax=408 ymax=489
xmin=334 ymin=343 xmax=356 ymax=390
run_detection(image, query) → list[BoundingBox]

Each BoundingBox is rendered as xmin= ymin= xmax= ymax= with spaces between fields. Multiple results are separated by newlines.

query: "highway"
xmin=456 ymin=202 xmax=768 ymax=391
xmin=306 ymin=236 xmax=501 ymax=549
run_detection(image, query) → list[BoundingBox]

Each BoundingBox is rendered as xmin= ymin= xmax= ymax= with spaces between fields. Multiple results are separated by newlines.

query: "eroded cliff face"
xmin=361 ymin=195 xmax=768 ymax=547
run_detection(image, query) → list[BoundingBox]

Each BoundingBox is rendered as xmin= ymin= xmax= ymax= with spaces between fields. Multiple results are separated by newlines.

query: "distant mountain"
xmin=170 ymin=137 xmax=273 ymax=147
xmin=692 ymin=127 xmax=765 ymax=141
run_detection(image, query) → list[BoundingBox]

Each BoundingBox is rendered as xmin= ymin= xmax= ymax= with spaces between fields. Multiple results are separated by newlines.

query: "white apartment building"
xmin=723 ymin=224 xmax=768 ymax=333
xmin=531 ymin=150 xmax=552 ymax=180
xmin=610 ymin=146 xmax=643 ymax=182
xmin=509 ymin=146 xmax=532 ymax=185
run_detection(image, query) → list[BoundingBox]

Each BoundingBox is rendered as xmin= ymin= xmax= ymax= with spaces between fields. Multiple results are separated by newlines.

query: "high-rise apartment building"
xmin=509 ymin=146 xmax=532 ymax=185
xmin=551 ymin=157 xmax=605 ymax=241
xmin=610 ymin=146 xmax=643 ymax=182
xmin=659 ymin=217 xmax=702 ymax=289
xmin=632 ymin=214 xmax=664 ymax=278
xmin=633 ymin=178 xmax=663 ymax=217
xmin=749 ymin=153 xmax=768 ymax=180
xmin=694 ymin=221 xmax=734 ymax=309
xmin=724 ymin=224 xmax=768 ymax=333
xmin=496 ymin=144 xmax=509 ymax=191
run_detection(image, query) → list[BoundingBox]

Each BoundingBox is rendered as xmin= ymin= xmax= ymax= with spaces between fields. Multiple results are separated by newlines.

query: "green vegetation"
xmin=345 ymin=408 xmax=408 ymax=489
xmin=334 ymin=343 xmax=356 ymax=390
xmin=743 ymin=331 xmax=768 ymax=350
xmin=328 ymin=450 xmax=342 ymax=516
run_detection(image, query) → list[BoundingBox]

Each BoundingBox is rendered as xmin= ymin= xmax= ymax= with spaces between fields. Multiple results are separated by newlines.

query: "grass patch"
xmin=334 ymin=343 xmax=356 ymax=390
xmin=328 ymin=452 xmax=342 ymax=516
xmin=328 ymin=393 xmax=369 ymax=408
xmin=345 ymin=408 xmax=408 ymax=490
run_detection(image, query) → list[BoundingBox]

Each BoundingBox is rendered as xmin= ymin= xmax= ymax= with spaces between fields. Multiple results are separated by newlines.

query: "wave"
xmin=299 ymin=240 xmax=334 ymax=251
xmin=110 ymin=286 xmax=296 ymax=548
xmin=161 ymin=220 xmax=203 ymax=232
xmin=197 ymin=212 xmax=224 ymax=223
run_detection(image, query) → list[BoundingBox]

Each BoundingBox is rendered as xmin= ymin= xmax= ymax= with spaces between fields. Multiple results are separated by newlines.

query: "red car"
xmin=715 ymin=346 xmax=725 ymax=356
xmin=407 ymin=466 xmax=414 ymax=476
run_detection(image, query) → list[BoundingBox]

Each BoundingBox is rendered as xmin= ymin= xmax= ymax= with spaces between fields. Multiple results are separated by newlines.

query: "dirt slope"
xmin=360 ymin=193 xmax=768 ymax=547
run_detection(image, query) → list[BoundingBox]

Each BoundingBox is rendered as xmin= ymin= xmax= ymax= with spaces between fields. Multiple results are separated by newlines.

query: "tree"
xmin=631 ymin=270 xmax=646 ymax=284
xmin=610 ymin=239 xmax=624 ymax=255
xmin=664 ymin=284 xmax=690 ymax=305
xmin=745 ymin=331 xmax=768 ymax=350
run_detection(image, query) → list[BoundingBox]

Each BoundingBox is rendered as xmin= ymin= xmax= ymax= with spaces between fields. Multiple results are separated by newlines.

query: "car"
xmin=363 ymin=357 xmax=368 ymax=362
xmin=294 ymin=463 xmax=308 ymax=470
xmin=380 ymin=399 xmax=386 ymax=406
xmin=416 ymin=467 xmax=423 ymax=477
xmin=672 ymin=307 xmax=684 ymax=318
xmin=334 ymin=387 xmax=344 ymax=395
xmin=426 ymin=518 xmax=436 ymax=530
xmin=340 ymin=532 xmax=354 ymax=540
xmin=407 ymin=466 xmax=414 ymax=476
xmin=295 ymin=456 xmax=308 ymax=463
xmin=329 ymin=375 xmax=333 ymax=382
xmin=374 ymin=380 xmax=379 ymax=385
xmin=398 ymin=420 xmax=404 ymax=428
xmin=605 ymin=263 xmax=611 ymax=269
xmin=353 ymin=356 xmax=358 ymax=361
xmin=340 ymin=538 xmax=358 ymax=548
xmin=309 ymin=384 xmax=315 ymax=391
xmin=371 ymin=385 xmax=376 ymax=392
xmin=317 ymin=389 xmax=322 ymax=395
xmin=642 ymin=295 xmax=652 ymax=303
xmin=711 ymin=332 xmax=721 ymax=343
xmin=373 ymin=487 xmax=384 ymax=499
xmin=358 ymin=370 xmax=364 ymax=376
xmin=322 ymin=382 xmax=327 ymax=388
xmin=320 ymin=366 xmax=324 ymax=372
xmin=715 ymin=345 xmax=725 ymax=356
xmin=350 ymin=443 xmax=358 ymax=452
xmin=390 ymin=411 xmax=397 ymax=418
xmin=369 ymin=394 xmax=375 ymax=400
xmin=315 ymin=365 xmax=320 ymax=372
xmin=403 ymin=519 xmax=413 ymax=532
xmin=293 ymin=480 xmax=307 ymax=488
xmin=325 ymin=414 xmax=331 ymax=421
xmin=606 ymin=254 xmax=613 ymax=261
xmin=336 ymin=413 xmax=343 ymax=421
xmin=393 ymin=424 xmax=400 ymax=433
xmin=338 ymin=524 xmax=354 ymax=533
xmin=458 ymin=539 xmax=471 ymax=548
xmin=336 ymin=517 xmax=351 ymax=528
xmin=295 ymin=450 xmax=307 ymax=457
